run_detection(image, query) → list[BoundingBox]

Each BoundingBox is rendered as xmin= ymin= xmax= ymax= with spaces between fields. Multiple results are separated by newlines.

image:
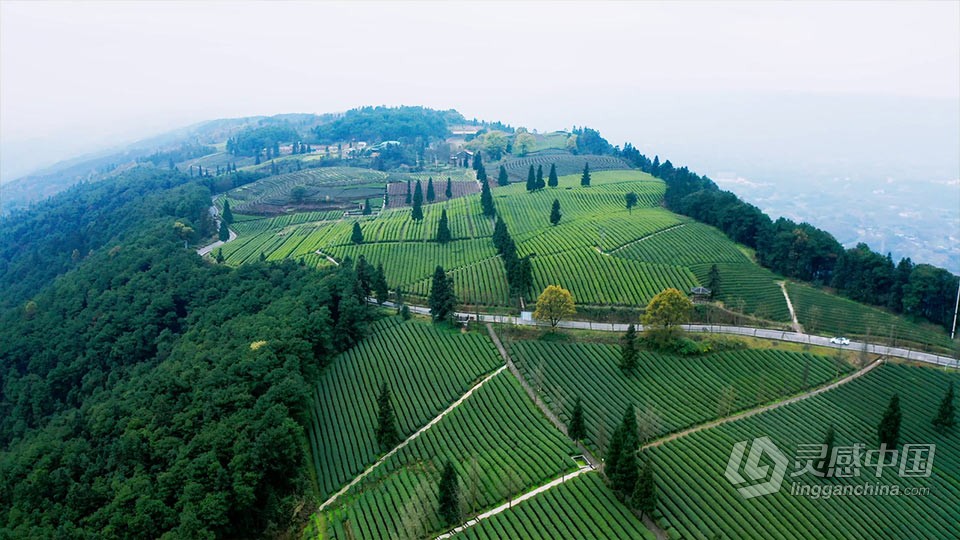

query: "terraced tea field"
xmin=690 ymin=263 xmax=792 ymax=321
xmin=498 ymin=153 xmax=630 ymax=182
xmin=457 ymin=473 xmax=656 ymax=540
xmin=510 ymin=341 xmax=847 ymax=452
xmin=320 ymin=372 xmax=578 ymax=539
xmin=327 ymin=238 xmax=498 ymax=290
xmin=306 ymin=318 xmax=502 ymax=499
xmin=227 ymin=166 xmax=388 ymax=213
xmin=386 ymin=178 xmax=479 ymax=208
xmin=787 ymin=282 xmax=955 ymax=350
xmin=612 ymin=222 xmax=750 ymax=266
xmin=530 ymin=249 xmax=698 ymax=306
xmin=649 ymin=363 xmax=960 ymax=539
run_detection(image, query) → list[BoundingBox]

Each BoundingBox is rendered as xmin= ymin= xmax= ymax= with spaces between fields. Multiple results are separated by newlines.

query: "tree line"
xmin=616 ymin=143 xmax=959 ymax=331
xmin=0 ymin=166 xmax=386 ymax=538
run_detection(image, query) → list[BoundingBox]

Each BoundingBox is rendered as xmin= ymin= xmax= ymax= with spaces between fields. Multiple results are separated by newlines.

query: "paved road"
xmin=372 ymin=300 xmax=958 ymax=368
xmin=196 ymin=201 xmax=236 ymax=257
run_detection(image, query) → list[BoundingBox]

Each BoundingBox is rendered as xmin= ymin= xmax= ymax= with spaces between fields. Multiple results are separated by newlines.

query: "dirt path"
xmin=486 ymin=323 xmax=668 ymax=540
xmin=602 ymin=223 xmax=686 ymax=255
xmin=485 ymin=324 xmax=599 ymax=467
xmin=641 ymin=358 xmax=883 ymax=451
xmin=435 ymin=466 xmax=595 ymax=539
xmin=318 ymin=365 xmax=507 ymax=512
xmin=314 ymin=249 xmax=340 ymax=266
xmin=779 ymin=280 xmax=803 ymax=333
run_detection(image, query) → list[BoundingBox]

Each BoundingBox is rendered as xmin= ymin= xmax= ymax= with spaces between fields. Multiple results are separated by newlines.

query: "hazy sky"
xmin=2 ymin=1 xmax=958 ymax=171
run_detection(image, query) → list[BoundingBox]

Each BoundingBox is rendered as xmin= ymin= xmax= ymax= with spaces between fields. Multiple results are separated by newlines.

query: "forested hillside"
xmin=0 ymin=168 xmax=376 ymax=538
xmin=617 ymin=144 xmax=959 ymax=331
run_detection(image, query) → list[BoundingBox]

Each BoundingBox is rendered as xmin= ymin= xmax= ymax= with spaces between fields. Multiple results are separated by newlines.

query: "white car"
xmin=830 ymin=337 xmax=851 ymax=345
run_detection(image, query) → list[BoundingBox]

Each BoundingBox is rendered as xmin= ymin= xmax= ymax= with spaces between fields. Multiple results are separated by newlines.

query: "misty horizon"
xmin=2 ymin=1 xmax=958 ymax=270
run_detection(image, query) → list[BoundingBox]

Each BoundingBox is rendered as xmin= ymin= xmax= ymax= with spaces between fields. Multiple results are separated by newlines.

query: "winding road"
xmin=196 ymin=200 xmax=236 ymax=257
xmin=371 ymin=300 xmax=959 ymax=369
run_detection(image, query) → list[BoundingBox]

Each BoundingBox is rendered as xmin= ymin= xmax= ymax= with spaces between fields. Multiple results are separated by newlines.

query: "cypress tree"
xmin=218 ymin=219 xmax=230 ymax=242
xmin=632 ymin=456 xmax=658 ymax=518
xmin=436 ymin=208 xmax=452 ymax=244
xmin=355 ymin=255 xmax=373 ymax=297
xmin=580 ymin=162 xmax=591 ymax=186
xmin=493 ymin=217 xmax=509 ymax=254
xmin=427 ymin=177 xmax=436 ymax=202
xmin=548 ymin=163 xmax=558 ymax=187
xmin=517 ymin=255 xmax=533 ymax=298
xmin=817 ymin=425 xmax=836 ymax=478
xmin=438 ymin=462 xmax=461 ymax=526
xmin=445 ymin=177 xmax=453 ymax=198
xmin=395 ymin=286 xmax=405 ymax=314
xmin=707 ymin=264 xmax=721 ymax=297
xmin=405 ymin=179 xmax=412 ymax=204
xmin=362 ymin=198 xmax=372 ymax=215
xmin=412 ymin=180 xmax=424 ymax=221
xmin=605 ymin=416 xmax=624 ymax=482
xmin=215 ymin=248 xmax=224 ymax=264
xmin=373 ymin=262 xmax=389 ymax=305
xmin=351 ymin=222 xmax=364 ymax=244
xmin=569 ymin=397 xmax=586 ymax=441
xmin=222 ymin=199 xmax=234 ymax=224
xmin=933 ymin=382 xmax=956 ymax=433
xmin=621 ymin=323 xmax=638 ymax=373
xmin=536 ymin=164 xmax=545 ymax=190
xmin=526 ymin=165 xmax=536 ymax=192
xmin=549 ymin=199 xmax=562 ymax=226
xmin=878 ymin=394 xmax=902 ymax=448
xmin=651 ymin=155 xmax=660 ymax=176
xmin=476 ymin=163 xmax=487 ymax=183
xmin=375 ymin=383 xmax=399 ymax=452
xmin=498 ymin=165 xmax=509 ymax=186
xmin=480 ymin=177 xmax=496 ymax=217
xmin=472 ymin=152 xmax=482 ymax=170
xmin=612 ymin=405 xmax=639 ymax=498
xmin=384 ymin=187 xmax=389 ymax=208
xmin=429 ymin=265 xmax=456 ymax=323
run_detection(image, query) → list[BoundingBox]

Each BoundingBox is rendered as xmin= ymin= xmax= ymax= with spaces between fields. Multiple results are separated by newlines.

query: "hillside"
xmin=2 ymin=106 xmax=957 ymax=540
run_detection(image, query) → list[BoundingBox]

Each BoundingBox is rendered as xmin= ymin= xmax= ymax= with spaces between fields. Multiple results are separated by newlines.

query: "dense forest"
xmin=616 ymin=143 xmax=959 ymax=330
xmin=137 ymin=143 xmax=217 ymax=168
xmin=0 ymin=169 xmax=212 ymax=310
xmin=0 ymin=168 xmax=375 ymax=538
xmin=313 ymin=106 xmax=463 ymax=144
xmin=226 ymin=124 xmax=300 ymax=157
